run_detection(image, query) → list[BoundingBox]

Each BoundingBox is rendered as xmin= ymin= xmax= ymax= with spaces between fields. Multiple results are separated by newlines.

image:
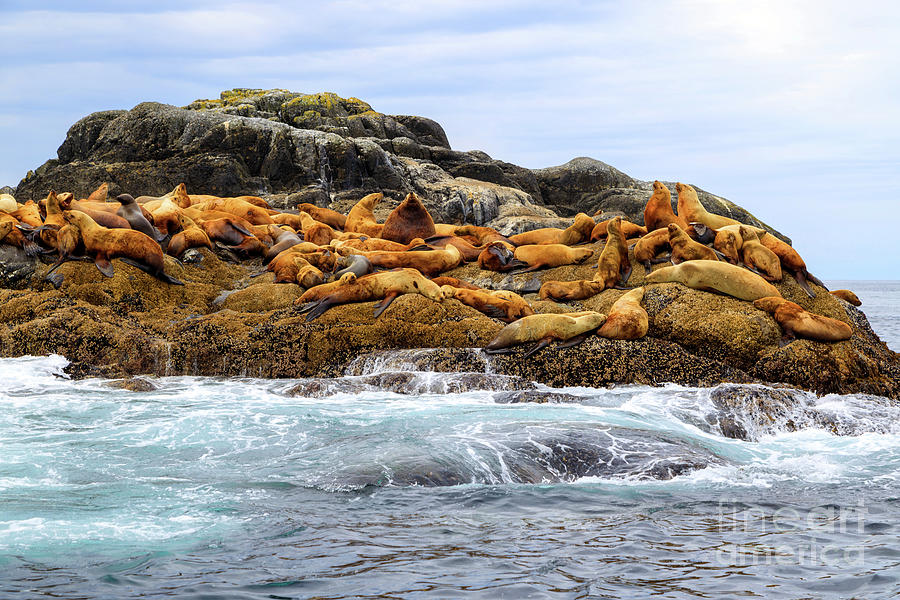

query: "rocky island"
xmin=1 ymin=89 xmax=897 ymax=399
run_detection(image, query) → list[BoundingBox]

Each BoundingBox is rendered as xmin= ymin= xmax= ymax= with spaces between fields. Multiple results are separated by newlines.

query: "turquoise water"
xmin=2 ymin=354 xmax=899 ymax=599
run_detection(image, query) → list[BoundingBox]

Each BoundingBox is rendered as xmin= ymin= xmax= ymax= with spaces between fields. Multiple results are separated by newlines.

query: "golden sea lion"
xmin=150 ymin=197 xmax=185 ymax=236
xmin=675 ymin=183 xmax=741 ymax=230
xmin=166 ymin=215 xmax=213 ymax=257
xmin=85 ymin=182 xmax=108 ymax=203
xmin=271 ymin=212 xmax=305 ymax=231
xmin=596 ymin=287 xmax=648 ymax=340
xmin=830 ymin=289 xmax=862 ymax=306
xmin=711 ymin=224 xmax=743 ymax=264
xmin=297 ymin=268 xmax=444 ymax=320
xmin=453 ymin=224 xmax=512 ymax=246
xmin=753 ymin=297 xmax=852 ymax=344
xmin=351 ymin=244 xmax=462 ymax=277
xmin=644 ymin=181 xmax=689 ymax=232
xmin=200 ymin=218 xmax=266 ymax=257
xmin=422 ymin=234 xmax=484 ymax=261
xmin=590 ymin=218 xmax=647 ymax=242
xmin=646 ymin=260 xmax=781 ymax=301
xmin=297 ymin=203 xmax=346 ymax=230
xmin=632 ymin=228 xmax=671 ymax=269
xmin=441 ymin=285 xmax=534 ymax=322
xmin=191 ymin=197 xmax=275 ymax=225
xmin=739 ymin=226 xmax=782 ymax=281
xmin=430 ymin=276 xmax=481 ymax=290
xmin=756 ymin=231 xmax=819 ymax=297
xmin=345 ymin=193 xmax=384 ymax=237
xmin=484 ymin=311 xmax=608 ymax=357
xmin=381 ymin=192 xmax=436 ymax=244
xmin=508 ymin=213 xmax=595 ymax=246
xmin=56 ymin=210 xmax=182 ymax=284
xmin=68 ymin=200 xmax=132 ymax=230
xmin=595 ymin=216 xmax=631 ymax=288
xmin=512 ymin=244 xmax=593 ymax=273
xmin=138 ymin=184 xmax=192 ymax=211
xmin=294 ymin=272 xmax=358 ymax=306
xmin=668 ymin=223 xmax=719 ymax=264
xmin=0 ymin=219 xmax=12 ymax=242
xmin=0 ymin=213 xmax=38 ymax=254
xmin=10 ymin=201 xmax=44 ymax=227
xmin=538 ymin=279 xmax=604 ymax=302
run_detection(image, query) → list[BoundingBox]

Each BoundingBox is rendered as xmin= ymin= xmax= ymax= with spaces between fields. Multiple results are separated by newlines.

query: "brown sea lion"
xmin=345 ymin=193 xmax=384 ymax=237
xmin=86 ymin=182 xmax=108 ymax=203
xmin=711 ymin=224 xmax=743 ymax=264
xmin=297 ymin=268 xmax=445 ymax=320
xmin=739 ymin=226 xmax=782 ymax=281
xmin=595 ymin=216 xmax=631 ymax=288
xmin=539 ymin=279 xmax=604 ymax=302
xmin=596 ymin=287 xmax=648 ymax=340
xmin=0 ymin=213 xmax=38 ymax=254
xmin=830 ymin=289 xmax=862 ymax=306
xmin=632 ymin=228 xmax=671 ymax=269
xmin=644 ymin=181 xmax=689 ymax=232
xmin=381 ymin=192 xmax=436 ymax=244
xmin=512 ymin=244 xmax=593 ymax=273
xmin=149 ymin=197 xmax=184 ymax=236
xmin=756 ymin=231 xmax=819 ymax=297
xmin=477 ymin=241 xmax=523 ymax=272
xmin=303 ymin=221 xmax=338 ymax=246
xmin=166 ymin=215 xmax=213 ymax=257
xmin=57 ymin=210 xmax=182 ymax=284
xmin=37 ymin=192 xmax=67 ymax=248
xmin=297 ymin=203 xmax=346 ymax=230
xmin=200 ymin=218 xmax=266 ymax=257
xmin=0 ymin=219 xmax=13 ymax=243
xmin=10 ymin=201 xmax=44 ymax=227
xmin=266 ymin=245 xmax=336 ymax=280
xmin=675 ymin=183 xmax=741 ymax=230
xmin=484 ymin=311 xmax=608 ymax=357
xmin=668 ymin=223 xmax=719 ymax=264
xmin=590 ymin=218 xmax=647 ymax=242
xmin=646 ymin=260 xmax=780 ymax=301
xmin=422 ymin=234 xmax=483 ymax=261
xmin=272 ymin=212 xmax=305 ymax=231
xmin=508 ymin=213 xmax=595 ymax=246
xmin=753 ymin=297 xmax=852 ymax=344
xmin=68 ymin=200 xmax=132 ymax=230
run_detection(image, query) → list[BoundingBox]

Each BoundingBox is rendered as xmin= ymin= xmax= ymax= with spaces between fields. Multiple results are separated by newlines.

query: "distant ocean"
xmin=0 ymin=282 xmax=897 ymax=599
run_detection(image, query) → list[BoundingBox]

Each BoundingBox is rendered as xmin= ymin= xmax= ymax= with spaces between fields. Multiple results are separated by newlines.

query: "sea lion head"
xmin=676 ymin=182 xmax=685 ymax=194
xmin=440 ymin=284 xmax=458 ymax=300
xmin=62 ymin=209 xmax=91 ymax=229
xmin=753 ymin=296 xmax=786 ymax=313
xmin=738 ymin=225 xmax=759 ymax=243
xmin=116 ymin=193 xmax=136 ymax=206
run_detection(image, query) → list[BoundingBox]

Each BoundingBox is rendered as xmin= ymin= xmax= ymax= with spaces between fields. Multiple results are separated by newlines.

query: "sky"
xmin=1 ymin=1 xmax=898 ymax=279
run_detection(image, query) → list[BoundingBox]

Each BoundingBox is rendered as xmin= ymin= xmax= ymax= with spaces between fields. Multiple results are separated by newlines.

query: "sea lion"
xmin=739 ymin=226 xmax=782 ymax=281
xmin=0 ymin=213 xmax=38 ymax=254
xmin=272 ymin=212 xmax=306 ymax=231
xmin=711 ymin=224 xmax=743 ymax=264
xmin=264 ymin=226 xmax=304 ymax=261
xmin=595 ymin=216 xmax=631 ymax=288
xmin=512 ymin=244 xmax=593 ymax=273
xmin=303 ymin=221 xmax=338 ymax=246
xmin=136 ymin=184 xmax=192 ymax=211
xmin=453 ymin=225 xmax=512 ymax=246
xmin=644 ymin=181 xmax=689 ymax=232
xmin=0 ymin=219 xmax=12 ymax=242
xmin=85 ymin=182 xmax=108 ymax=203
xmin=477 ymin=241 xmax=524 ymax=272
xmin=332 ymin=253 xmax=374 ymax=280
xmin=381 ymin=192 xmax=436 ymax=244
xmin=753 ymin=296 xmax=852 ymax=344
xmin=350 ymin=244 xmax=463 ymax=277
xmin=266 ymin=245 xmax=336 ymax=280
xmin=294 ymin=272 xmax=358 ymax=306
xmin=756 ymin=231 xmax=819 ymax=297
xmin=675 ymin=183 xmax=741 ymax=230
xmin=668 ymin=223 xmax=719 ymax=264
xmin=58 ymin=210 xmax=183 ymax=284
xmin=150 ymin=196 xmax=186 ymax=236
xmin=10 ymin=201 xmax=43 ymax=227
xmin=422 ymin=235 xmax=483 ymax=261
xmin=298 ymin=268 xmax=445 ymax=320
xmin=508 ymin=213 xmax=595 ymax=246
xmin=68 ymin=200 xmax=132 ymax=230
xmin=166 ymin=215 xmax=213 ymax=257
xmin=484 ymin=311 xmax=608 ymax=357
xmin=830 ymin=289 xmax=862 ymax=306
xmin=200 ymin=218 xmax=266 ymax=257
xmin=596 ymin=287 xmax=648 ymax=340
xmin=632 ymin=228 xmax=671 ymax=269
xmin=191 ymin=197 xmax=274 ymax=225
xmin=36 ymin=191 xmax=67 ymax=248
xmin=431 ymin=276 xmax=481 ymax=290
xmin=334 ymin=237 xmax=409 ymax=252
xmin=590 ymin=218 xmax=647 ymax=242
xmin=345 ymin=193 xmax=384 ymax=237
xmin=440 ymin=285 xmax=533 ymax=322
xmin=297 ymin=203 xmax=347 ymax=230
xmin=538 ymin=279 xmax=604 ymax=302
xmin=114 ymin=194 xmax=164 ymax=241
xmin=646 ymin=260 xmax=781 ymax=301
xmin=0 ymin=193 xmax=17 ymax=213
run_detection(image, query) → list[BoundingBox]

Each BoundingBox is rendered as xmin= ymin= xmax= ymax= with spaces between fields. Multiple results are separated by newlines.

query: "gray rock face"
xmin=14 ymin=88 xmax=784 ymax=237
xmin=0 ymin=246 xmax=41 ymax=289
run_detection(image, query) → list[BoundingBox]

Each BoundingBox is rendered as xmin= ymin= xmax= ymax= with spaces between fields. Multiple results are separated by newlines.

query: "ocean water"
xmin=826 ymin=280 xmax=900 ymax=351
xmin=2 ymin=347 xmax=899 ymax=599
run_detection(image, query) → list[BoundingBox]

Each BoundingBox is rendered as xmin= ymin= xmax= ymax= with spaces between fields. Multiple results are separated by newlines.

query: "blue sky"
xmin=2 ymin=1 xmax=898 ymax=279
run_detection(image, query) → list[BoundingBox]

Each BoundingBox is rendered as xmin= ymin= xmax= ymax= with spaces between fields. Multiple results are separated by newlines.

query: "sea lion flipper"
xmin=305 ymin=299 xmax=334 ymax=321
xmin=795 ymin=270 xmax=817 ymax=298
xmin=522 ymin=337 xmax=552 ymax=358
xmin=95 ymin=256 xmax=114 ymax=277
xmin=554 ymin=331 xmax=594 ymax=350
xmin=373 ymin=292 xmax=399 ymax=318
xmin=481 ymin=304 xmax=508 ymax=320
xmin=45 ymin=272 xmax=64 ymax=289
xmin=620 ymin=263 xmax=632 ymax=284
xmin=806 ymin=271 xmax=826 ymax=290
xmin=508 ymin=264 xmax=540 ymax=274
